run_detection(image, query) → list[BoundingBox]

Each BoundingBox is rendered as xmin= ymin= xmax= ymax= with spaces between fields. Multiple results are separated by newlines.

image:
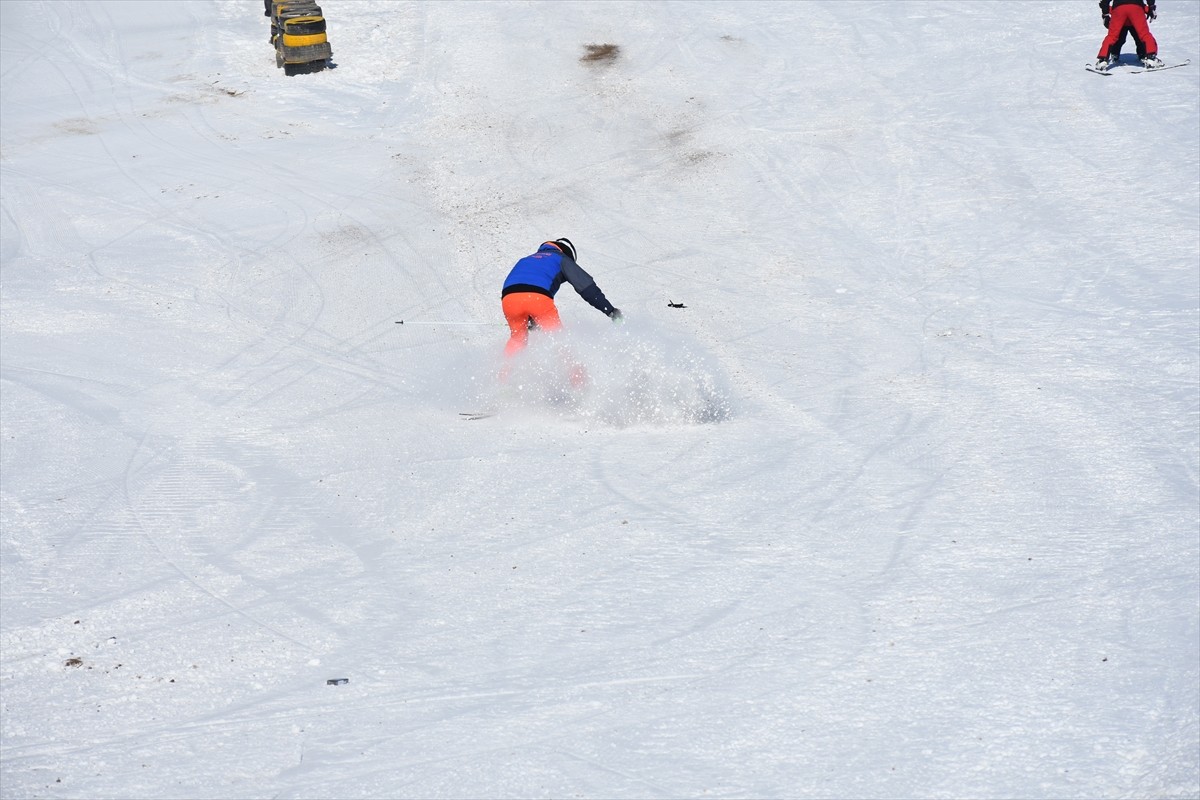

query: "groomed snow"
xmin=2 ymin=1 xmax=1198 ymax=798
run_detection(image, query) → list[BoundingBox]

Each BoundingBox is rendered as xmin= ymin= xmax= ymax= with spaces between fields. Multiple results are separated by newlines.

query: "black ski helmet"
xmin=552 ymin=238 xmax=576 ymax=261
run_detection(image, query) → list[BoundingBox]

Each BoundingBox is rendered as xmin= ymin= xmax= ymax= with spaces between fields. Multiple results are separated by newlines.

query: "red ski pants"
xmin=502 ymin=292 xmax=562 ymax=357
xmin=1099 ymin=5 xmax=1157 ymax=59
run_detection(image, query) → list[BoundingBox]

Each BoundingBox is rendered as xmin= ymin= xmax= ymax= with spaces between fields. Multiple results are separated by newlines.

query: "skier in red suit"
xmin=1095 ymin=0 xmax=1163 ymax=70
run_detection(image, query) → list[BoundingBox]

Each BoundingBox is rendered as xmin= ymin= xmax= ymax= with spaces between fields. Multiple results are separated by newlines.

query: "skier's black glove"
xmin=1102 ymin=13 xmax=1111 ymax=27
xmin=580 ymin=283 xmax=619 ymax=318
xmin=1146 ymin=5 xmax=1156 ymax=21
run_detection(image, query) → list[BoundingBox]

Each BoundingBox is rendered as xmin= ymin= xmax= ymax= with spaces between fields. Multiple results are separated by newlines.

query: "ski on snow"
xmin=1131 ymin=59 xmax=1190 ymax=74
xmin=1087 ymin=58 xmax=1190 ymax=75
xmin=459 ymin=411 xmax=495 ymax=421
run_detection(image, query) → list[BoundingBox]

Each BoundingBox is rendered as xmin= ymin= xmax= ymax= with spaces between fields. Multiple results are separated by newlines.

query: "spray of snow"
xmin=466 ymin=318 xmax=733 ymax=426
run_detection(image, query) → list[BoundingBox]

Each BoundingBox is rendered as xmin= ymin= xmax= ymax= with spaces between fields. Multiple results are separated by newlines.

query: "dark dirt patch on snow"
xmin=581 ymin=43 xmax=620 ymax=65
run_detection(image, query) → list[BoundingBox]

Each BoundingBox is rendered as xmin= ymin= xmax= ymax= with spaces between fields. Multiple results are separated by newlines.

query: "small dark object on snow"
xmin=326 ymin=678 xmax=349 ymax=685
xmin=581 ymin=43 xmax=620 ymax=64
xmin=64 ymin=657 xmax=83 ymax=668
xmin=668 ymin=301 xmax=687 ymax=308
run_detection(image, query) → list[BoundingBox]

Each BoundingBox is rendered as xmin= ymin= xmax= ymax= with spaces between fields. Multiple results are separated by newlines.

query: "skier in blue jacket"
xmin=500 ymin=238 xmax=621 ymax=357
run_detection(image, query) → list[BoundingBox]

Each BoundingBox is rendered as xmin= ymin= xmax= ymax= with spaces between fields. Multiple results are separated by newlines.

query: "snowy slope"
xmin=2 ymin=1 xmax=1198 ymax=798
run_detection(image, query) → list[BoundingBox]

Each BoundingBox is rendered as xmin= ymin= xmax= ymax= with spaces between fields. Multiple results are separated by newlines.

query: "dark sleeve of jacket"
xmin=1102 ymin=0 xmax=1154 ymax=11
xmin=560 ymin=255 xmax=617 ymax=316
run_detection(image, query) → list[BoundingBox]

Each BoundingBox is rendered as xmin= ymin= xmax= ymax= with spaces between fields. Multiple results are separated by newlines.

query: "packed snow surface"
xmin=2 ymin=1 xmax=1198 ymax=798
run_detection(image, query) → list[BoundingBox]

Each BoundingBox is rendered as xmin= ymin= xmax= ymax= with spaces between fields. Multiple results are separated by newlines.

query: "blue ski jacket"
xmin=501 ymin=243 xmax=616 ymax=316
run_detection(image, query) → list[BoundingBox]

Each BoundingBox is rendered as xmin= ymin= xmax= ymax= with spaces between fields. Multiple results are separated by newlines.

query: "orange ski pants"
xmin=502 ymin=292 xmax=562 ymax=357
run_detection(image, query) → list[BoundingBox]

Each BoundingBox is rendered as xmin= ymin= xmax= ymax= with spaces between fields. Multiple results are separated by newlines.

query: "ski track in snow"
xmin=2 ymin=1 xmax=1198 ymax=798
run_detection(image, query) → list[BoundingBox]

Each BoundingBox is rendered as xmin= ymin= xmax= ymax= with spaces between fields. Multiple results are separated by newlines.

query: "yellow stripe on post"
xmin=282 ymin=32 xmax=327 ymax=47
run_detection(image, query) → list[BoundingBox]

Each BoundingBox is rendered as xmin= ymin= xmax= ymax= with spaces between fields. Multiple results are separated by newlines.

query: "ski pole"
xmin=394 ymin=320 xmax=501 ymax=326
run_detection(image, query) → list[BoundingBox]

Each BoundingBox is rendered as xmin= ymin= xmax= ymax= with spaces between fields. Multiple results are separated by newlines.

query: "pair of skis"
xmin=1086 ymin=58 xmax=1190 ymax=75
